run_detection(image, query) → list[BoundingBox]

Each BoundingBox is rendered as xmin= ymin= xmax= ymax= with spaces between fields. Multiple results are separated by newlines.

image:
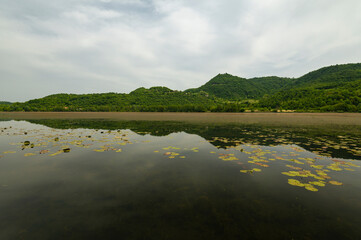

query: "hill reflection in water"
xmin=0 ymin=119 xmax=360 ymax=239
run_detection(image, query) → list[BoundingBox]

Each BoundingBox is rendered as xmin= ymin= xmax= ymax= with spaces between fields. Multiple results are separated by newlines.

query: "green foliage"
xmin=4 ymin=88 xmax=241 ymax=112
xmin=286 ymin=63 xmax=361 ymax=89
xmin=259 ymin=79 xmax=361 ymax=112
xmin=1 ymin=63 xmax=361 ymax=113
xmin=186 ymin=73 xmax=292 ymax=99
xmin=0 ymin=101 xmax=12 ymax=105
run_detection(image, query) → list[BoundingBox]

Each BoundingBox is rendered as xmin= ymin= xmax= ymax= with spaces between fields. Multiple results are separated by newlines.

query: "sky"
xmin=1 ymin=0 xmax=361 ymax=102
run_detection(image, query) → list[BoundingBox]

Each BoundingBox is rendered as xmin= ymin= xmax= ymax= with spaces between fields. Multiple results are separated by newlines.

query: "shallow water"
xmin=0 ymin=118 xmax=360 ymax=239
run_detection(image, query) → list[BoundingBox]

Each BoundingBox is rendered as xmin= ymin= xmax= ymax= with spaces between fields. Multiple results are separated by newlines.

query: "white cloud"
xmin=0 ymin=0 xmax=361 ymax=101
xmin=62 ymin=6 xmax=122 ymax=23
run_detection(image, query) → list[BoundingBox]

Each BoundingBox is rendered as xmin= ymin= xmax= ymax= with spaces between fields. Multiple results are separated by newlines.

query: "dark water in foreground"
xmin=0 ymin=119 xmax=360 ymax=240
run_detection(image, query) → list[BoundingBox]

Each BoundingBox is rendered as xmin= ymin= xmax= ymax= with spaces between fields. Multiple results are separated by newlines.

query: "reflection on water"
xmin=0 ymin=119 xmax=360 ymax=239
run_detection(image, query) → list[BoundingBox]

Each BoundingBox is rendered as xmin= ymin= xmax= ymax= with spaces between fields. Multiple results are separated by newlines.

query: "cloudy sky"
xmin=1 ymin=0 xmax=361 ymax=102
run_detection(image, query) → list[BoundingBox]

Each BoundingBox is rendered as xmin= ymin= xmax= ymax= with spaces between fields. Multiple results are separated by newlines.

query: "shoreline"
xmin=1 ymin=112 xmax=361 ymax=126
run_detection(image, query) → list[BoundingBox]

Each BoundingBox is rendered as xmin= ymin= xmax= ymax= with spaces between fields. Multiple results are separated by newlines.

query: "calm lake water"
xmin=0 ymin=116 xmax=360 ymax=239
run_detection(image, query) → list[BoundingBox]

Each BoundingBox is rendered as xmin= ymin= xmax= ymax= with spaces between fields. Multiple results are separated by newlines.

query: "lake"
xmin=0 ymin=113 xmax=360 ymax=239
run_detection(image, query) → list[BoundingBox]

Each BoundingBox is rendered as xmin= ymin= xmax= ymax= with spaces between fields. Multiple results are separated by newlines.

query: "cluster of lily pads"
xmin=208 ymin=128 xmax=361 ymax=159
xmin=0 ymin=126 xmax=135 ymax=159
xmin=154 ymin=146 xmax=196 ymax=159
xmin=212 ymin=141 xmax=360 ymax=191
xmin=1 ymin=124 xmax=360 ymax=193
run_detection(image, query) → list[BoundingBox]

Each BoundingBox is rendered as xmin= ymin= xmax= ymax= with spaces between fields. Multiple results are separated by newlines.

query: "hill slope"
xmin=286 ymin=63 xmax=361 ymax=89
xmin=185 ymin=73 xmax=292 ymax=99
xmin=0 ymin=101 xmax=12 ymax=105
xmin=258 ymin=63 xmax=361 ymax=111
xmin=1 ymin=63 xmax=361 ymax=112
xmin=186 ymin=63 xmax=361 ymax=101
xmin=259 ymin=79 xmax=361 ymax=112
xmin=7 ymin=87 xmax=220 ymax=112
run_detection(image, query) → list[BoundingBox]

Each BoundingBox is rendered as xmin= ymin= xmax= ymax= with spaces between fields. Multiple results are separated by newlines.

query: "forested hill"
xmin=258 ymin=64 xmax=361 ymax=112
xmin=185 ymin=74 xmax=293 ymax=99
xmin=0 ymin=101 xmax=12 ymax=105
xmin=1 ymin=63 xmax=361 ymax=112
xmin=285 ymin=63 xmax=361 ymax=89
xmin=5 ymin=87 xmax=222 ymax=112
xmin=259 ymin=79 xmax=361 ymax=112
xmin=186 ymin=63 xmax=361 ymax=100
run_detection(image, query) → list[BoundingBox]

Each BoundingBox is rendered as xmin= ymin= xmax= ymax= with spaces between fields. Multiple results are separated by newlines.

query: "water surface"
xmin=0 ymin=117 xmax=360 ymax=239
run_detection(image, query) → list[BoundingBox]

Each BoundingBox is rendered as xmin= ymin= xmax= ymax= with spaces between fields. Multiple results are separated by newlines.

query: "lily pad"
xmin=288 ymin=179 xmax=305 ymax=187
xmin=63 ymin=148 xmax=71 ymax=153
xmin=24 ymin=153 xmax=36 ymax=157
xmin=329 ymin=181 xmax=343 ymax=186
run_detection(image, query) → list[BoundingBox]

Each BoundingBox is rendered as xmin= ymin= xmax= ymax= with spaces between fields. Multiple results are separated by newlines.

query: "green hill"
xmin=185 ymin=73 xmax=292 ymax=99
xmin=286 ymin=63 xmax=361 ymax=89
xmin=0 ymin=101 xmax=12 ymax=105
xmin=1 ymin=63 xmax=361 ymax=112
xmin=5 ymin=87 xmax=220 ymax=112
xmin=186 ymin=63 xmax=361 ymax=100
xmin=258 ymin=64 xmax=361 ymax=112
xmin=259 ymin=79 xmax=361 ymax=112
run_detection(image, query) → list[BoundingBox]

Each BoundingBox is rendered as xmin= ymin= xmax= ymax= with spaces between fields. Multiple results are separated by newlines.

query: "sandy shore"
xmin=1 ymin=112 xmax=361 ymax=126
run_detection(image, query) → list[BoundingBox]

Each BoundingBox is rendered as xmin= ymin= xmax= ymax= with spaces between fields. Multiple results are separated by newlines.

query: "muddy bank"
xmin=1 ymin=112 xmax=361 ymax=126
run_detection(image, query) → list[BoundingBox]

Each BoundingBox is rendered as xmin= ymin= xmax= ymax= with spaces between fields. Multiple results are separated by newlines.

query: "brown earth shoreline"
xmin=0 ymin=112 xmax=361 ymax=126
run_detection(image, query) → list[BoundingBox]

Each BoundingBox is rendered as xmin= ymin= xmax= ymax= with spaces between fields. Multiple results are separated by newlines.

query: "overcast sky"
xmin=1 ymin=0 xmax=361 ymax=102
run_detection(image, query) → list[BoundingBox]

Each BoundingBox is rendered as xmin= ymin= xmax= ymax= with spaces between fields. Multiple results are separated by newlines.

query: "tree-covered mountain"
xmin=1 ymin=63 xmax=361 ymax=112
xmin=185 ymin=73 xmax=292 ymax=99
xmin=258 ymin=63 xmax=361 ymax=111
xmin=186 ymin=63 xmax=361 ymax=100
xmin=259 ymin=79 xmax=361 ymax=112
xmin=185 ymin=63 xmax=361 ymax=112
xmin=3 ymin=87 xmax=228 ymax=112
xmin=284 ymin=63 xmax=361 ymax=89
xmin=0 ymin=101 xmax=12 ymax=105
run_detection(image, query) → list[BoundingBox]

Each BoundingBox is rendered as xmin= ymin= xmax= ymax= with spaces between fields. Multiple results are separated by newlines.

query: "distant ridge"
xmin=186 ymin=63 xmax=361 ymax=100
xmin=1 ymin=63 xmax=361 ymax=112
xmin=285 ymin=63 xmax=361 ymax=89
xmin=185 ymin=74 xmax=292 ymax=99
xmin=0 ymin=101 xmax=12 ymax=105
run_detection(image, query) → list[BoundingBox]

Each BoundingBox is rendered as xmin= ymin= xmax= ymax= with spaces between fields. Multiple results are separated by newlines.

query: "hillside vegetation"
xmin=0 ymin=101 xmax=12 ymax=105
xmin=259 ymin=64 xmax=361 ymax=111
xmin=1 ymin=63 xmax=361 ymax=112
xmin=3 ymin=87 xmax=235 ymax=112
xmin=259 ymin=79 xmax=361 ymax=112
xmin=186 ymin=74 xmax=292 ymax=99
xmin=286 ymin=63 xmax=361 ymax=89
